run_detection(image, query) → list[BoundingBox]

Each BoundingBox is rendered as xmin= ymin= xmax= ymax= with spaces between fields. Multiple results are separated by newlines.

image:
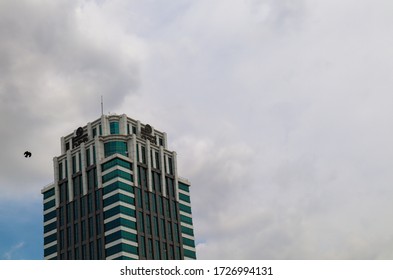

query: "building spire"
xmin=101 ymin=95 xmax=104 ymax=115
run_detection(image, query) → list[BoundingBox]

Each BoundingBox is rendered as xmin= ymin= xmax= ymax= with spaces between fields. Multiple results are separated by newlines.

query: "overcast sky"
xmin=1 ymin=0 xmax=393 ymax=259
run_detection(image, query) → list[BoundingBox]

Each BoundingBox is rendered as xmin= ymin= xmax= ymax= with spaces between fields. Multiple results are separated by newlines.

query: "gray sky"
xmin=1 ymin=0 xmax=393 ymax=259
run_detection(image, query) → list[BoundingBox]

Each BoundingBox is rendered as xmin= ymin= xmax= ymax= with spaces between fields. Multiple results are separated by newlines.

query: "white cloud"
xmin=2 ymin=241 xmax=25 ymax=260
xmin=1 ymin=0 xmax=393 ymax=259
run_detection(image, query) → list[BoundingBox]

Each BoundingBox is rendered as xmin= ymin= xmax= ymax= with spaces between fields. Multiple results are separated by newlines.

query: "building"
xmin=41 ymin=114 xmax=196 ymax=260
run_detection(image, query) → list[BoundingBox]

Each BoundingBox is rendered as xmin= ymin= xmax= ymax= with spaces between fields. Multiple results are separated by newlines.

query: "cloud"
xmin=1 ymin=0 xmax=393 ymax=260
xmin=0 ymin=0 xmax=144 ymax=197
xmin=2 ymin=241 xmax=25 ymax=260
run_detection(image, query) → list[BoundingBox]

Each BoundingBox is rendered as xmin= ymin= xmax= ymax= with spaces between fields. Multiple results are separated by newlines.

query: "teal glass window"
xmin=102 ymin=157 xmax=132 ymax=172
xmin=160 ymin=218 xmax=166 ymax=239
xmin=139 ymin=237 xmax=146 ymax=258
xmin=104 ymin=141 xmax=128 ymax=157
xmin=153 ymin=216 xmax=159 ymax=237
xmin=138 ymin=212 xmax=144 ymax=233
xmin=72 ymin=156 xmax=76 ymax=174
xmin=155 ymin=240 xmax=161 ymax=260
xmin=86 ymin=148 xmax=91 ymax=166
xmin=179 ymin=193 xmax=191 ymax=203
xmin=58 ymin=162 xmax=63 ymax=180
xmin=181 ymin=225 xmax=194 ymax=236
xmin=179 ymin=182 xmax=190 ymax=192
xmin=179 ymin=203 xmax=192 ymax=214
xmin=110 ymin=121 xmax=119 ymax=134
xmin=102 ymin=169 xmax=132 ymax=184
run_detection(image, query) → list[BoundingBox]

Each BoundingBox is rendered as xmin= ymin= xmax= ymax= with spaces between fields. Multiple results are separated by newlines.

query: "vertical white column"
xmin=152 ymin=149 xmax=157 ymax=169
xmin=173 ymin=151 xmax=179 ymax=202
xmin=101 ymin=115 xmax=109 ymax=136
xmin=80 ymin=143 xmax=88 ymax=195
xmin=53 ymin=157 xmax=59 ymax=207
xmin=147 ymin=140 xmax=152 ymax=192
xmin=95 ymin=137 xmax=103 ymax=188
xmin=87 ymin=122 xmax=92 ymax=139
xmin=137 ymin=120 xmax=141 ymax=136
xmin=61 ymin=137 xmax=66 ymax=154
xmin=66 ymin=150 xmax=73 ymax=201
xmin=120 ymin=114 xmax=127 ymax=135
xmin=163 ymin=132 xmax=168 ymax=149
xmin=160 ymin=146 xmax=166 ymax=197
xmin=132 ymin=134 xmax=138 ymax=187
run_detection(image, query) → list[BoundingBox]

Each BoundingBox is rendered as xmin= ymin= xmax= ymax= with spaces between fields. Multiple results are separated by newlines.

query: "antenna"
xmin=101 ymin=95 xmax=104 ymax=115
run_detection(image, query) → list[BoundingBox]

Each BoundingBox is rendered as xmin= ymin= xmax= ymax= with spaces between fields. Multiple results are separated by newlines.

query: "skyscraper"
xmin=42 ymin=114 xmax=196 ymax=260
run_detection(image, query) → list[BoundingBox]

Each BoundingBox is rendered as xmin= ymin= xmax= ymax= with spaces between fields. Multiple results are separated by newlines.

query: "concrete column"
xmin=53 ymin=157 xmax=59 ymax=207
xmin=163 ymin=132 xmax=168 ymax=149
xmin=152 ymin=149 xmax=157 ymax=169
xmin=61 ymin=137 xmax=66 ymax=154
xmin=87 ymin=122 xmax=92 ymax=139
xmin=132 ymin=135 xmax=138 ymax=187
xmin=101 ymin=115 xmax=109 ymax=136
xmin=147 ymin=140 xmax=152 ymax=192
xmin=120 ymin=114 xmax=127 ymax=135
xmin=66 ymin=150 xmax=73 ymax=202
xmin=173 ymin=151 xmax=179 ymax=202
xmin=80 ymin=143 xmax=88 ymax=195
xmin=160 ymin=146 xmax=166 ymax=197
xmin=137 ymin=120 xmax=141 ymax=137
xmin=95 ymin=137 xmax=103 ymax=188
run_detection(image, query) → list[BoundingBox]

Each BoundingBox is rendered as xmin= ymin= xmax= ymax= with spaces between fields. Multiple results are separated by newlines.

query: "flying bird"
xmin=24 ymin=151 xmax=32 ymax=158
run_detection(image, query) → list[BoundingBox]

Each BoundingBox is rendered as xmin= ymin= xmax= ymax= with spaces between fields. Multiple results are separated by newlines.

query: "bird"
xmin=24 ymin=151 xmax=32 ymax=158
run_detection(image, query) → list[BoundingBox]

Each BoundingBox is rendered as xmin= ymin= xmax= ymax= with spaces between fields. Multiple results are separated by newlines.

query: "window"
xmin=74 ymin=224 xmax=79 ymax=244
xmin=155 ymin=241 xmax=161 ymax=260
xmin=86 ymin=148 xmax=90 ymax=166
xmin=93 ymin=128 xmax=97 ymax=138
xmin=146 ymin=215 xmax=151 ymax=235
xmin=151 ymin=194 xmax=157 ymax=213
xmin=92 ymin=145 xmax=96 ymax=164
xmin=95 ymin=190 xmax=101 ymax=210
xmin=152 ymin=172 xmax=161 ymax=192
xmin=89 ymin=242 xmax=94 ymax=260
xmin=96 ymin=213 xmax=101 ymax=235
xmin=104 ymin=141 xmax=128 ymax=157
xmin=72 ymin=156 xmax=76 ymax=174
xmin=153 ymin=216 xmax=159 ymax=237
xmin=148 ymin=239 xmax=153 ymax=259
xmin=138 ymin=166 xmax=147 ymax=188
xmin=89 ymin=217 xmax=94 ymax=238
xmin=160 ymin=219 xmax=166 ymax=239
xmin=155 ymin=151 xmax=160 ymax=169
xmin=139 ymin=237 xmax=146 ymax=258
xmin=88 ymin=194 xmax=93 ymax=213
xmin=110 ymin=121 xmax=119 ymax=134
xmin=144 ymin=192 xmax=150 ymax=211
xmin=73 ymin=200 xmax=79 ymax=220
xmin=168 ymin=157 xmax=173 ymax=175
xmin=167 ymin=221 xmax=173 ymax=241
xmin=58 ymin=162 xmax=63 ymax=180
xmin=59 ymin=207 xmax=64 ymax=226
xmin=73 ymin=177 xmax=79 ymax=198
xmin=138 ymin=212 xmax=144 ymax=233
xmin=141 ymin=145 xmax=146 ymax=164
xmin=136 ymin=188 xmax=142 ymax=208
xmin=67 ymin=226 xmax=71 ymax=247
xmin=81 ymin=221 xmax=86 ymax=241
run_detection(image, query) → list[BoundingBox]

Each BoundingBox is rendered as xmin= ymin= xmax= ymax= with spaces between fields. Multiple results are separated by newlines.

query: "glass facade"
xmin=42 ymin=114 xmax=196 ymax=260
